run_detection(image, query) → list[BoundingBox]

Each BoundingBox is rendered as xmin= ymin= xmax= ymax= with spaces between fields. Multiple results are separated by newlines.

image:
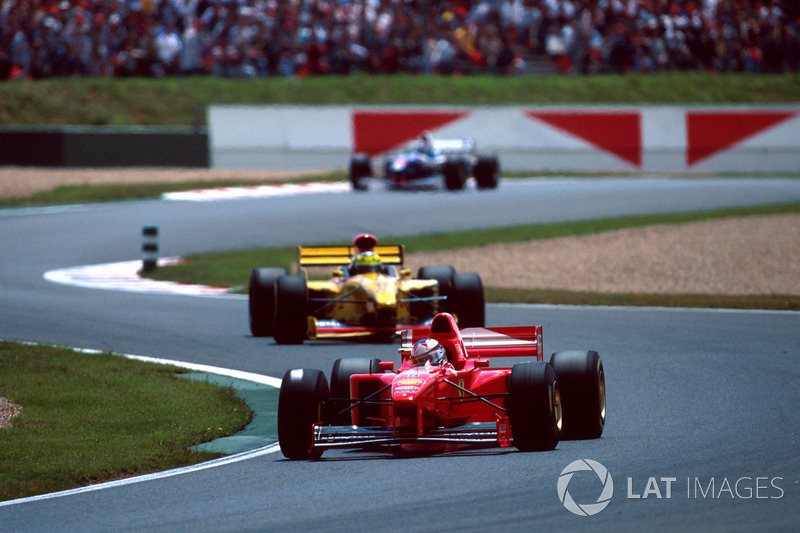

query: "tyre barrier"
xmin=0 ymin=127 xmax=208 ymax=167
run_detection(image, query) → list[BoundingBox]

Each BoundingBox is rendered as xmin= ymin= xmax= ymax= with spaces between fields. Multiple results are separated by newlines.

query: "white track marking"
xmin=0 ymin=443 xmax=282 ymax=507
xmin=43 ymin=258 xmax=238 ymax=297
xmin=162 ymin=181 xmax=351 ymax=201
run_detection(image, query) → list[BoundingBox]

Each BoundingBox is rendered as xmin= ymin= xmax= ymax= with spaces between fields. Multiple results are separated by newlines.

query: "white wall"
xmin=208 ymin=105 xmax=800 ymax=173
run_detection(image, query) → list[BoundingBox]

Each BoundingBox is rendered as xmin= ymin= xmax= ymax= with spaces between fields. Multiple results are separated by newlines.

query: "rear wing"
xmin=400 ymin=324 xmax=543 ymax=361
xmin=298 ymin=244 xmax=405 ymax=267
xmin=432 ymin=138 xmax=476 ymax=154
xmin=459 ymin=326 xmax=542 ymax=360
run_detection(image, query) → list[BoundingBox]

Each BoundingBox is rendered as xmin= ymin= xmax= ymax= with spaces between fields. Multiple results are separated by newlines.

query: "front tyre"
xmin=474 ymin=156 xmax=500 ymax=189
xmin=349 ymin=155 xmax=372 ymax=191
xmin=450 ymin=272 xmax=485 ymax=327
xmin=549 ymin=350 xmax=605 ymax=439
xmin=278 ymin=368 xmax=329 ymax=460
xmin=248 ymin=267 xmax=287 ymax=337
xmin=507 ymin=362 xmax=561 ymax=452
xmin=442 ymin=160 xmax=466 ymax=191
xmin=329 ymin=358 xmax=382 ymax=425
xmin=274 ymin=275 xmax=309 ymax=345
xmin=418 ymin=265 xmax=455 ymax=315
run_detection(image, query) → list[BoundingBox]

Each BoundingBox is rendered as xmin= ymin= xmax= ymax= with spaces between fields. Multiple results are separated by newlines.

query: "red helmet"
xmin=353 ymin=233 xmax=378 ymax=253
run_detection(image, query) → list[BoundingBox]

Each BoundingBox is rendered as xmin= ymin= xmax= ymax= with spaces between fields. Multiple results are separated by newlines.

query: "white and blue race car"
xmin=349 ymin=133 xmax=500 ymax=191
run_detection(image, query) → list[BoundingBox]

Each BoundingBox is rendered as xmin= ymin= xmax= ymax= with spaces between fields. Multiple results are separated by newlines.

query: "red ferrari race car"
xmin=277 ymin=312 xmax=605 ymax=459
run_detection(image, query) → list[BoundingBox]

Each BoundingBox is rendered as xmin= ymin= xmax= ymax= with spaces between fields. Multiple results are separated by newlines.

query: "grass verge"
xmin=144 ymin=201 xmax=800 ymax=311
xmin=0 ymin=172 xmax=347 ymax=209
xmin=1 ymin=74 xmax=799 ymax=126
xmin=0 ymin=341 xmax=253 ymax=502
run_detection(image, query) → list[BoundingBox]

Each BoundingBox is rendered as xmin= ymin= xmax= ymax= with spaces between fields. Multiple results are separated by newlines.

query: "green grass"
xmin=1 ymin=73 xmax=799 ymax=126
xmin=144 ymin=201 xmax=800 ymax=311
xmin=0 ymin=172 xmax=347 ymax=209
xmin=0 ymin=342 xmax=253 ymax=502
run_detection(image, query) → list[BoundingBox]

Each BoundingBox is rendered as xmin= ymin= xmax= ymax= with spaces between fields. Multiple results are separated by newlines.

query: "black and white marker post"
xmin=141 ymin=225 xmax=159 ymax=273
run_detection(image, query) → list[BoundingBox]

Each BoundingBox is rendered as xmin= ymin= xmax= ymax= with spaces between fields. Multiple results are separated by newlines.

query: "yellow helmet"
xmin=353 ymin=251 xmax=382 ymax=274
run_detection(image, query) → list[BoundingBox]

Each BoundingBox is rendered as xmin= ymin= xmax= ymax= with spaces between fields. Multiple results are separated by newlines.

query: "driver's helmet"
xmin=411 ymin=338 xmax=448 ymax=367
xmin=352 ymin=251 xmax=382 ymax=274
xmin=417 ymin=131 xmax=433 ymax=152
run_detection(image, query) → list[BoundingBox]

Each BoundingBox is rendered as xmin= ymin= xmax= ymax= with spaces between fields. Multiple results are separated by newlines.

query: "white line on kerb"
xmin=43 ymin=258 xmax=240 ymax=298
xmin=0 ymin=343 xmax=282 ymax=508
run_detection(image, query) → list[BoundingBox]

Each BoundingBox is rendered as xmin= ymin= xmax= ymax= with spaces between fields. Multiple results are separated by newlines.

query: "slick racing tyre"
xmin=474 ymin=156 xmax=500 ymax=190
xmin=549 ymin=350 xmax=605 ymax=439
xmin=450 ymin=272 xmax=485 ymax=328
xmin=418 ymin=265 xmax=455 ymax=315
xmin=329 ymin=358 xmax=383 ymax=426
xmin=274 ymin=275 xmax=309 ymax=345
xmin=278 ymin=368 xmax=329 ymax=460
xmin=248 ymin=267 xmax=287 ymax=337
xmin=507 ymin=362 xmax=561 ymax=452
xmin=442 ymin=160 xmax=466 ymax=191
xmin=349 ymin=155 xmax=372 ymax=191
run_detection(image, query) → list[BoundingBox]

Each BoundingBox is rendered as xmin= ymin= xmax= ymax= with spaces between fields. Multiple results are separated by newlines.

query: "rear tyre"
xmin=278 ymin=368 xmax=329 ymax=460
xmin=549 ymin=350 xmax=605 ymax=440
xmin=274 ymin=275 xmax=308 ymax=345
xmin=349 ymin=155 xmax=372 ymax=191
xmin=450 ymin=272 xmax=485 ymax=327
xmin=248 ymin=267 xmax=287 ymax=337
xmin=474 ymin=156 xmax=500 ymax=189
xmin=329 ymin=358 xmax=382 ymax=426
xmin=442 ymin=160 xmax=466 ymax=191
xmin=507 ymin=362 xmax=561 ymax=452
xmin=418 ymin=265 xmax=455 ymax=315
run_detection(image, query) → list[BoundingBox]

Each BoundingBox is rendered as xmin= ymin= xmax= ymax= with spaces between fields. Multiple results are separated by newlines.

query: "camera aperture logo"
xmin=558 ymin=459 xmax=614 ymax=516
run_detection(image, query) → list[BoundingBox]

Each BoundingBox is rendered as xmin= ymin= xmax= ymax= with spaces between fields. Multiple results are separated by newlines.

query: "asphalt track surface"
xmin=1 ymin=177 xmax=799 ymax=532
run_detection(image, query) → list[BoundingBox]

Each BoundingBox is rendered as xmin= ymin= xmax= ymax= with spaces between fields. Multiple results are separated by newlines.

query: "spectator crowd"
xmin=1 ymin=0 xmax=798 ymax=80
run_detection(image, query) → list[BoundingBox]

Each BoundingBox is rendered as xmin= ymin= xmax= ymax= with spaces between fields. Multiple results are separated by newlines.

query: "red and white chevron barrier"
xmin=209 ymin=105 xmax=800 ymax=173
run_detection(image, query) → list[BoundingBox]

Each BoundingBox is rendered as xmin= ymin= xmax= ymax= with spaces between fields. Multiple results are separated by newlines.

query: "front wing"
xmin=313 ymin=420 xmax=512 ymax=450
xmin=310 ymin=318 xmax=434 ymax=339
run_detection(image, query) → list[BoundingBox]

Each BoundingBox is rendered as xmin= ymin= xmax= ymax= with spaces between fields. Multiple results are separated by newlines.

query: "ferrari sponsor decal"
xmin=454 ymin=343 xmax=464 ymax=358
xmin=686 ymin=111 xmax=798 ymax=166
xmin=525 ymin=111 xmax=642 ymax=167
xmin=394 ymin=377 xmax=424 ymax=396
xmin=352 ymin=110 xmax=469 ymax=156
xmin=397 ymin=378 xmax=424 ymax=386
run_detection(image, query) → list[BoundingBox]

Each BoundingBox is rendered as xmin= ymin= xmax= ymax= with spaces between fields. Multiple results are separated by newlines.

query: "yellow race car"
xmin=248 ymin=234 xmax=485 ymax=344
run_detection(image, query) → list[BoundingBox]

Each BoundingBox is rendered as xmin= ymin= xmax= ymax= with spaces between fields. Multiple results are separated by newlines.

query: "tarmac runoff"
xmin=179 ymin=373 xmax=278 ymax=454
